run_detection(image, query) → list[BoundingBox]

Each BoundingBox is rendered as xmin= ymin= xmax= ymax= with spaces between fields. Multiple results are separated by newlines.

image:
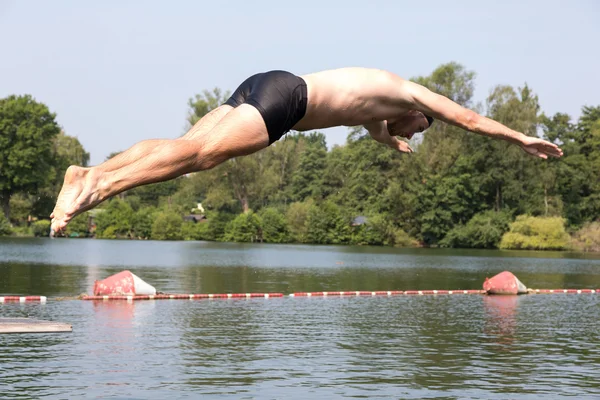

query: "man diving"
xmin=50 ymin=67 xmax=563 ymax=233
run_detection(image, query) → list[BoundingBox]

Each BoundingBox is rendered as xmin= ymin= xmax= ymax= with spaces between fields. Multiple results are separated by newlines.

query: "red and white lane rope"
xmin=81 ymin=293 xmax=284 ymax=301
xmin=290 ymin=290 xmax=486 ymax=297
xmin=1 ymin=289 xmax=598 ymax=303
xmin=290 ymin=289 xmax=598 ymax=297
xmin=531 ymin=289 xmax=597 ymax=294
xmin=0 ymin=296 xmax=47 ymax=303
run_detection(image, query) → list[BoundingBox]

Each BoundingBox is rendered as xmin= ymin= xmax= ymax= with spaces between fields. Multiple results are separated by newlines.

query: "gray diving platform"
xmin=0 ymin=318 xmax=72 ymax=334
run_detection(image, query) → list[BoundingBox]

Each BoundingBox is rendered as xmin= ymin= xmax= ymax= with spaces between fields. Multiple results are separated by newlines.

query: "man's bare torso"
xmin=293 ymin=67 xmax=412 ymax=131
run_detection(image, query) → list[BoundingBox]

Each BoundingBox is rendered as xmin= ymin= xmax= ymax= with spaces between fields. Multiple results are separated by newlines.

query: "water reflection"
xmin=1 ymin=239 xmax=600 ymax=398
xmin=483 ymin=295 xmax=520 ymax=346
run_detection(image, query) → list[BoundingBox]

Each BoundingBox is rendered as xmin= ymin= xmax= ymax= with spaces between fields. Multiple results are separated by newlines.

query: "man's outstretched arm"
xmin=401 ymin=80 xmax=563 ymax=159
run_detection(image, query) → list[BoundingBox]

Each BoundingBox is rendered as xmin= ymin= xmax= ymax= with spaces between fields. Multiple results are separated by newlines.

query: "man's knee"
xmin=189 ymin=139 xmax=229 ymax=171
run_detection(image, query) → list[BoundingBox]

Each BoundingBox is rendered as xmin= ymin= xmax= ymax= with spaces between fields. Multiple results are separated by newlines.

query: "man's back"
xmin=295 ymin=67 xmax=412 ymax=131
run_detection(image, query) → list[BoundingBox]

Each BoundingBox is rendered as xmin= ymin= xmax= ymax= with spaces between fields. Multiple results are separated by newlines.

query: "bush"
xmin=65 ymin=212 xmax=90 ymax=237
xmin=499 ymin=215 xmax=570 ymax=250
xmin=259 ymin=207 xmax=291 ymax=243
xmin=206 ymin=211 xmax=234 ymax=241
xmin=94 ymin=199 xmax=134 ymax=238
xmin=151 ymin=211 xmax=183 ymax=240
xmin=99 ymin=225 xmax=118 ymax=239
xmin=0 ymin=213 xmax=12 ymax=236
xmin=9 ymin=193 xmax=32 ymax=225
xmin=181 ymin=220 xmax=211 ymax=241
xmin=351 ymin=214 xmax=395 ymax=246
xmin=394 ymin=228 xmax=419 ymax=247
xmin=9 ymin=225 xmax=32 ymax=237
xmin=32 ymin=220 xmax=51 ymax=237
xmin=132 ymin=207 xmax=157 ymax=239
xmin=571 ymin=221 xmax=600 ymax=252
xmin=223 ymin=211 xmax=262 ymax=243
xmin=286 ymin=200 xmax=312 ymax=243
xmin=440 ymin=210 xmax=512 ymax=249
xmin=305 ymin=201 xmax=351 ymax=245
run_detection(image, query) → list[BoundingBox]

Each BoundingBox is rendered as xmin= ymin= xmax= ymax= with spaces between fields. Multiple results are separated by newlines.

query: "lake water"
xmin=1 ymin=237 xmax=599 ymax=399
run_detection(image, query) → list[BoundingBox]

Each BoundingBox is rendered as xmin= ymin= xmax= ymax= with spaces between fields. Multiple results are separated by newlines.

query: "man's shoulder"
xmin=301 ymin=67 xmax=401 ymax=84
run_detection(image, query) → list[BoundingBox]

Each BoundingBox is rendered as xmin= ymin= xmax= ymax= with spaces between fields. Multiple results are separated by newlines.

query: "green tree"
xmin=259 ymin=134 xmax=305 ymax=204
xmin=572 ymin=222 xmax=600 ymax=252
xmin=306 ymin=200 xmax=351 ymax=244
xmin=181 ymin=220 xmax=211 ymax=241
xmin=412 ymin=61 xmax=476 ymax=106
xmin=223 ymin=211 xmax=262 ymax=242
xmin=132 ymin=206 xmax=157 ymax=239
xmin=65 ymin=212 xmax=90 ymax=237
xmin=205 ymin=211 xmax=235 ymax=241
xmin=0 ymin=213 xmax=12 ymax=236
xmin=53 ymin=130 xmax=90 ymax=168
xmin=151 ymin=211 xmax=183 ymax=240
xmin=499 ymin=215 xmax=570 ymax=250
xmin=8 ymin=193 xmax=32 ymax=225
xmin=291 ymin=132 xmax=327 ymax=201
xmin=32 ymin=219 xmax=51 ymax=237
xmin=476 ymin=84 xmax=541 ymax=213
xmin=351 ymin=214 xmax=397 ymax=246
xmin=94 ymin=199 xmax=135 ymax=239
xmin=576 ymin=107 xmax=600 ymax=223
xmin=32 ymin=130 xmax=90 ymax=221
xmin=415 ymin=165 xmax=484 ymax=244
xmin=127 ymin=178 xmax=182 ymax=208
xmin=259 ymin=207 xmax=291 ymax=243
xmin=0 ymin=95 xmax=61 ymax=219
xmin=186 ymin=88 xmax=231 ymax=128
xmin=539 ymin=112 xmax=586 ymax=225
xmin=286 ymin=200 xmax=312 ymax=243
xmin=387 ymin=62 xmax=483 ymax=244
xmin=440 ymin=210 xmax=512 ymax=249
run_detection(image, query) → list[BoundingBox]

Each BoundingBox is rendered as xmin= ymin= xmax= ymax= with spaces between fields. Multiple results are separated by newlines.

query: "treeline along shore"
xmin=1 ymin=63 xmax=599 ymax=251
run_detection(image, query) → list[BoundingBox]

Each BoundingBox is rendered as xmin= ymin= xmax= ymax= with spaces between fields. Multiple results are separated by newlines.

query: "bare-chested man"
xmin=50 ymin=67 xmax=563 ymax=234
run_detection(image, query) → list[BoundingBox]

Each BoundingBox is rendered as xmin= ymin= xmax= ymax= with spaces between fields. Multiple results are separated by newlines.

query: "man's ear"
xmin=384 ymin=120 xmax=395 ymax=136
xmin=425 ymin=114 xmax=434 ymax=128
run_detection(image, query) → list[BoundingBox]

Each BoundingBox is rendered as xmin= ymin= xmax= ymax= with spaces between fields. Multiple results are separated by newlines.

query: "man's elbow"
xmin=461 ymin=110 xmax=481 ymax=132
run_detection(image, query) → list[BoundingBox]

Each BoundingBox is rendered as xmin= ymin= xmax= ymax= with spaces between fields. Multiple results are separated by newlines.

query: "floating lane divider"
xmin=2 ymin=289 xmax=598 ymax=303
xmin=0 ymin=296 xmax=47 ymax=303
xmin=290 ymin=290 xmax=486 ymax=297
xmin=531 ymin=289 xmax=597 ymax=294
xmin=4 ymin=271 xmax=598 ymax=303
xmin=81 ymin=293 xmax=284 ymax=301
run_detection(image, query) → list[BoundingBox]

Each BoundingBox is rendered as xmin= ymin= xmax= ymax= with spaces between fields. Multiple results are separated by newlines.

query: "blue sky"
xmin=1 ymin=0 xmax=598 ymax=165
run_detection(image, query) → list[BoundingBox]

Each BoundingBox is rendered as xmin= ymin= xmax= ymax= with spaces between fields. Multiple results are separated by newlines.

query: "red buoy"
xmin=483 ymin=271 xmax=528 ymax=295
xmin=93 ymin=270 xmax=156 ymax=296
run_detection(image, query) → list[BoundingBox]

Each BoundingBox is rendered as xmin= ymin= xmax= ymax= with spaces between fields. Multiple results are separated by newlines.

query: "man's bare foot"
xmin=51 ymin=166 xmax=88 ymax=232
xmin=51 ymin=166 xmax=106 ymax=233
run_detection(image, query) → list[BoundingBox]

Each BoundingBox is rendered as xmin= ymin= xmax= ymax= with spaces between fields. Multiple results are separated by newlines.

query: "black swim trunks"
xmin=224 ymin=70 xmax=308 ymax=145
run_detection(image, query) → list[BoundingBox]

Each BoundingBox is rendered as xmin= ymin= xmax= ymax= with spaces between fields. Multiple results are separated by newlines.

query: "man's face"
xmin=386 ymin=111 xmax=430 ymax=139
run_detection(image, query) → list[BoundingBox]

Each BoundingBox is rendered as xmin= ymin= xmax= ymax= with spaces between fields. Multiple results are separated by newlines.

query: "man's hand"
xmin=519 ymin=136 xmax=563 ymax=159
xmin=389 ymin=136 xmax=414 ymax=153
xmin=365 ymin=121 xmax=414 ymax=153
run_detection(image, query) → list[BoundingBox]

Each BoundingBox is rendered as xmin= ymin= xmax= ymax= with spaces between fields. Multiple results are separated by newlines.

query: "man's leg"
xmin=51 ymin=104 xmax=269 ymax=232
xmin=96 ymin=105 xmax=233 ymax=173
xmin=50 ymin=106 xmax=233 ymax=223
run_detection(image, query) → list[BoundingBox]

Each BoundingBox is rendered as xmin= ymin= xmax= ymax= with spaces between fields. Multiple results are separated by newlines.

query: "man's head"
xmin=387 ymin=110 xmax=434 ymax=139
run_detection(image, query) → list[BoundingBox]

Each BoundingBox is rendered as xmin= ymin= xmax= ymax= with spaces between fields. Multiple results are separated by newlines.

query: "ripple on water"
xmin=1 ymin=240 xmax=600 ymax=398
